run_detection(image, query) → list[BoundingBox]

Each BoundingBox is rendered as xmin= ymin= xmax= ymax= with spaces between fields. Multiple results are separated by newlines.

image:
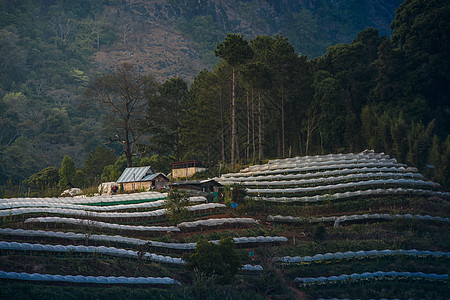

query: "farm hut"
xmin=169 ymin=179 xmax=221 ymax=195
xmin=116 ymin=166 xmax=170 ymax=192
xmin=171 ymin=160 xmax=207 ymax=179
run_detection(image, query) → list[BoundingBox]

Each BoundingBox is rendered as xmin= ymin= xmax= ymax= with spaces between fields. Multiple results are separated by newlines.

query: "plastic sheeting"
xmin=266 ymin=150 xmax=388 ymax=165
xmin=218 ymin=172 xmax=424 ymax=187
xmin=0 ymin=203 xmax=225 ymax=218
xmin=220 ymin=161 xmax=406 ymax=178
xmin=0 ymin=196 xmax=206 ymax=210
xmin=293 ymin=271 xmax=448 ymax=285
xmin=267 ymin=214 xmax=450 ymax=226
xmin=0 ymin=200 xmax=168 ymax=211
xmin=0 ymin=228 xmax=287 ymax=250
xmin=216 ymin=166 xmax=418 ymax=183
xmin=241 ymin=264 xmax=263 ymax=271
xmin=0 ymin=191 xmax=168 ymax=205
xmin=246 ymin=179 xmax=440 ymax=195
xmin=178 ymin=218 xmax=257 ymax=229
xmin=0 ymin=241 xmax=185 ymax=264
xmin=274 ymin=249 xmax=450 ymax=263
xmin=254 ymin=188 xmax=450 ymax=203
xmin=241 ymin=157 xmax=398 ymax=173
xmin=0 ymin=271 xmax=181 ymax=285
xmin=24 ymin=217 xmax=181 ymax=232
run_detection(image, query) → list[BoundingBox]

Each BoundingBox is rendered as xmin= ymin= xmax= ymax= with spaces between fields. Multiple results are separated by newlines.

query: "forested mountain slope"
xmin=0 ymin=0 xmax=402 ymax=184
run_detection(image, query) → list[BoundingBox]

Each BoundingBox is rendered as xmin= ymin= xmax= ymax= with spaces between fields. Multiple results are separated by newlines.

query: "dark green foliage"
xmin=214 ymin=33 xmax=253 ymax=67
xmin=24 ymin=167 xmax=59 ymax=192
xmin=83 ymin=146 xmax=117 ymax=184
xmin=389 ymin=0 xmax=450 ymax=133
xmin=165 ymin=189 xmax=189 ymax=225
xmin=230 ymin=184 xmax=246 ymax=204
xmin=146 ymin=78 xmax=188 ymax=161
xmin=58 ymin=155 xmax=76 ymax=190
xmin=187 ymin=238 xmax=241 ymax=284
xmin=313 ymin=223 xmax=327 ymax=241
xmin=73 ymin=170 xmax=89 ymax=188
xmin=139 ymin=154 xmax=172 ymax=174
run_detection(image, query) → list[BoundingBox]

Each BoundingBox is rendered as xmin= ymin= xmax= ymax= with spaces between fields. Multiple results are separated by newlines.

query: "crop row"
xmin=273 ymin=249 xmax=450 ymax=264
xmin=0 ymin=203 xmax=225 ymax=219
xmin=0 ymin=191 xmax=168 ymax=205
xmin=0 ymin=271 xmax=180 ymax=285
xmin=217 ymin=167 xmax=418 ymax=183
xmin=293 ymin=271 xmax=448 ymax=286
xmin=0 ymin=228 xmax=288 ymax=251
xmin=254 ymin=188 xmax=450 ymax=203
xmin=267 ymin=213 xmax=450 ymax=227
xmin=24 ymin=217 xmax=258 ymax=232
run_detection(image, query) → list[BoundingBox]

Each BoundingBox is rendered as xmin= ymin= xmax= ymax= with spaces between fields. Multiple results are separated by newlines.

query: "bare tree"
xmin=305 ymin=103 xmax=320 ymax=155
xmin=84 ymin=63 xmax=153 ymax=167
xmin=28 ymin=78 xmax=47 ymax=96
xmin=120 ymin=22 xmax=133 ymax=45
xmin=47 ymin=89 xmax=74 ymax=110
xmin=51 ymin=14 xmax=72 ymax=41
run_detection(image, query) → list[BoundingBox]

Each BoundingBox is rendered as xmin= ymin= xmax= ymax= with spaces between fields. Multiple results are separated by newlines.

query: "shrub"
xmin=187 ymin=238 xmax=241 ymax=284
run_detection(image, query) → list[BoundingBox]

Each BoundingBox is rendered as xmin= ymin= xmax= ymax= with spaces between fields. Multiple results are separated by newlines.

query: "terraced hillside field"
xmin=0 ymin=151 xmax=449 ymax=299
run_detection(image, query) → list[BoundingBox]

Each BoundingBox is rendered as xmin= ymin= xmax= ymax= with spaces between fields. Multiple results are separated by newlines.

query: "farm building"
xmin=171 ymin=160 xmax=207 ymax=179
xmin=169 ymin=179 xmax=221 ymax=194
xmin=116 ymin=166 xmax=169 ymax=191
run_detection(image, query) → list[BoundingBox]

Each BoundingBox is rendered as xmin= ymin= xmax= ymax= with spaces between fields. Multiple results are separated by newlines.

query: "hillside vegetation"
xmin=0 ymin=0 xmax=406 ymax=188
xmin=0 ymin=151 xmax=448 ymax=299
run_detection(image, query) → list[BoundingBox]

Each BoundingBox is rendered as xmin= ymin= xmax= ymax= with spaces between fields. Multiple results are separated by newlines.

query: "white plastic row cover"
xmin=178 ymin=218 xmax=257 ymax=228
xmin=220 ymin=172 xmax=424 ymax=187
xmin=266 ymin=150 xmax=387 ymax=165
xmin=274 ymin=249 xmax=450 ymax=263
xmin=255 ymin=188 xmax=450 ymax=203
xmin=246 ymin=179 xmax=440 ymax=195
xmin=241 ymin=264 xmax=263 ymax=271
xmin=0 ymin=228 xmax=288 ymax=250
xmin=0 ymin=191 xmax=168 ymax=204
xmin=0 ymin=200 xmax=167 ymax=211
xmin=242 ymin=157 xmax=397 ymax=173
xmin=24 ymin=217 xmax=181 ymax=232
xmin=293 ymin=271 xmax=448 ymax=285
xmin=216 ymin=166 xmax=417 ymax=182
xmin=221 ymin=161 xmax=406 ymax=178
xmin=0 ymin=195 xmax=206 ymax=208
xmin=0 ymin=203 xmax=225 ymax=218
xmin=267 ymin=214 xmax=450 ymax=225
xmin=0 ymin=271 xmax=180 ymax=285
xmin=0 ymin=241 xmax=185 ymax=264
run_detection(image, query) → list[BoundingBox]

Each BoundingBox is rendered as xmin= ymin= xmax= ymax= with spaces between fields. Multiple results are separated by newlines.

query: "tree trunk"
xmin=219 ymin=89 xmax=226 ymax=164
xmin=277 ymin=131 xmax=281 ymax=157
xmin=281 ymin=87 xmax=285 ymax=158
xmin=246 ymin=90 xmax=250 ymax=161
xmin=298 ymin=131 xmax=303 ymax=156
xmin=258 ymin=92 xmax=263 ymax=164
xmin=231 ymin=67 xmax=236 ymax=170
xmin=252 ymin=87 xmax=256 ymax=164
xmin=125 ymin=129 xmax=132 ymax=167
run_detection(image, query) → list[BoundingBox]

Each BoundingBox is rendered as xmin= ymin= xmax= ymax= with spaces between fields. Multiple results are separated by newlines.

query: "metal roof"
xmin=141 ymin=173 xmax=169 ymax=182
xmin=116 ymin=166 xmax=155 ymax=183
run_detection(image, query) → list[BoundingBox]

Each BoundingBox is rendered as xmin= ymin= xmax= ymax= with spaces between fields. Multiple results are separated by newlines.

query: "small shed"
xmin=169 ymin=179 xmax=221 ymax=194
xmin=171 ymin=160 xmax=207 ymax=179
xmin=117 ymin=166 xmax=170 ymax=191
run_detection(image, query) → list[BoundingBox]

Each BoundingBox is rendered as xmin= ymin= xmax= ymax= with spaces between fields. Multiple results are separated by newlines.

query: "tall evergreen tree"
xmin=59 ymin=155 xmax=76 ymax=190
xmin=215 ymin=33 xmax=253 ymax=170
